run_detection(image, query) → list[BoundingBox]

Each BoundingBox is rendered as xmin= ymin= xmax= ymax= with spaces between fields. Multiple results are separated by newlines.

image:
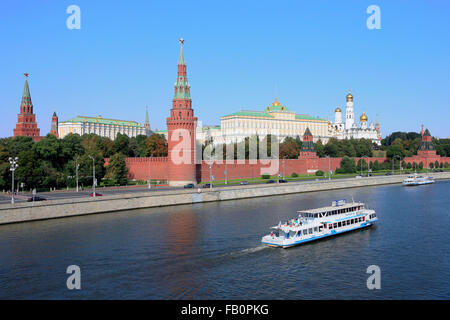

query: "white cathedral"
xmin=328 ymin=91 xmax=381 ymax=146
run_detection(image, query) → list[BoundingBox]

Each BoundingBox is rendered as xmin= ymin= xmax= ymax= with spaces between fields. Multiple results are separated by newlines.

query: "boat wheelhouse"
xmin=261 ymin=199 xmax=377 ymax=248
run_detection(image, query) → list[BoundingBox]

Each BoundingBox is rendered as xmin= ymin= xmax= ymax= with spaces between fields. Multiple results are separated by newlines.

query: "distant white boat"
xmin=261 ymin=199 xmax=377 ymax=248
xmin=402 ymin=173 xmax=434 ymax=186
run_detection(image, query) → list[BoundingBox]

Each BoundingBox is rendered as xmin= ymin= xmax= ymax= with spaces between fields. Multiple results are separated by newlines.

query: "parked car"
xmin=355 ymin=175 xmax=362 ymax=179
xmin=385 ymin=172 xmax=392 ymax=175
xmin=203 ymin=183 xmax=213 ymax=188
xmin=183 ymin=183 xmax=195 ymax=189
xmin=27 ymin=196 xmax=47 ymax=202
xmin=278 ymin=179 xmax=288 ymax=183
xmin=266 ymin=180 xmax=275 ymax=184
xmin=240 ymin=181 xmax=249 ymax=185
xmin=89 ymin=192 xmax=102 ymax=197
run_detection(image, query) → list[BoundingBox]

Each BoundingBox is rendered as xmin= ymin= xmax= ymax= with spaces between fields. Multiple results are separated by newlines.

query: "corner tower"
xmin=166 ymin=39 xmax=198 ymax=186
xmin=13 ymin=73 xmax=41 ymax=141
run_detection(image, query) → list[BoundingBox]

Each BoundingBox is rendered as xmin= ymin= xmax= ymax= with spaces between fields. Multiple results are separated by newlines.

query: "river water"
xmin=0 ymin=180 xmax=449 ymax=299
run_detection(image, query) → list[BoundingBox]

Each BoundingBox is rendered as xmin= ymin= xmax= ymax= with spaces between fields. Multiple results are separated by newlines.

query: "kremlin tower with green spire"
xmin=13 ymin=73 xmax=41 ymax=141
xmin=166 ymin=39 xmax=198 ymax=186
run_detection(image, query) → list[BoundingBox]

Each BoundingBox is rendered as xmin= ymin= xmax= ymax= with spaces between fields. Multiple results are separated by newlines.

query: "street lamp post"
xmin=8 ymin=157 xmax=19 ymax=204
xmin=148 ymin=155 xmax=151 ymax=189
xmin=361 ymin=156 xmax=369 ymax=177
xmin=88 ymin=155 xmax=96 ymax=197
xmin=75 ymin=156 xmax=79 ymax=192
xmin=209 ymin=162 xmax=213 ymax=189
xmin=326 ymin=156 xmax=331 ymax=180
xmin=225 ymin=158 xmax=228 ymax=185
xmin=394 ymin=155 xmax=402 ymax=175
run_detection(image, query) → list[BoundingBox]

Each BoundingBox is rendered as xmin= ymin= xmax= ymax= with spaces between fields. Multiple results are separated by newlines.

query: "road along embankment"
xmin=1 ymin=172 xmax=449 ymax=225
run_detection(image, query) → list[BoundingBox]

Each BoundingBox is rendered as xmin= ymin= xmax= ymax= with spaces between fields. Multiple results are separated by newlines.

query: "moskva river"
xmin=0 ymin=180 xmax=449 ymax=299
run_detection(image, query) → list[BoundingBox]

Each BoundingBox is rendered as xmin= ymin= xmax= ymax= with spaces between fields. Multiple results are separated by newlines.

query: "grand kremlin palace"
xmin=219 ymin=98 xmax=328 ymax=144
xmin=156 ymin=98 xmax=329 ymax=145
xmin=58 ymin=115 xmax=148 ymax=139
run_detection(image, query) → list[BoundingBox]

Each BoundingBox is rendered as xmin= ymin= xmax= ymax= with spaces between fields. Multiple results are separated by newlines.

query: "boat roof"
xmin=298 ymin=202 xmax=364 ymax=214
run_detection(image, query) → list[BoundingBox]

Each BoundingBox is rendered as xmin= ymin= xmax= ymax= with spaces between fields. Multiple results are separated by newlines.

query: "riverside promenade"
xmin=1 ymin=172 xmax=449 ymax=225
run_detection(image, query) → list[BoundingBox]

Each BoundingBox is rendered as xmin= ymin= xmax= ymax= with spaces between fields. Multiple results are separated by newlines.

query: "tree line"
xmin=0 ymin=132 xmax=168 ymax=191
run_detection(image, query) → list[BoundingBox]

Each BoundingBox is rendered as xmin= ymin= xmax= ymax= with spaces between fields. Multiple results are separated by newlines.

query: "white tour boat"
xmin=261 ymin=199 xmax=377 ymax=248
xmin=402 ymin=173 xmax=434 ymax=186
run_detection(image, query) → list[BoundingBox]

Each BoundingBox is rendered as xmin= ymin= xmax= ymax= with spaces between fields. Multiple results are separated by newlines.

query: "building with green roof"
xmin=220 ymin=98 xmax=328 ymax=144
xmin=58 ymin=115 xmax=147 ymax=140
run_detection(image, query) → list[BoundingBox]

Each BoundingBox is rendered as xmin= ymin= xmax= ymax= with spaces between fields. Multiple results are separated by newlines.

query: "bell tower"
xmin=166 ymin=39 xmax=198 ymax=186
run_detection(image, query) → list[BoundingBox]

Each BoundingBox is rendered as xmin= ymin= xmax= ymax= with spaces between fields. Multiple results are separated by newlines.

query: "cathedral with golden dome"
xmin=328 ymin=91 xmax=381 ymax=146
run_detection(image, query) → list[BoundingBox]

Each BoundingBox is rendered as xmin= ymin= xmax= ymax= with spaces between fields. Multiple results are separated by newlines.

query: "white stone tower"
xmin=345 ymin=90 xmax=355 ymax=130
xmin=334 ymin=107 xmax=342 ymax=124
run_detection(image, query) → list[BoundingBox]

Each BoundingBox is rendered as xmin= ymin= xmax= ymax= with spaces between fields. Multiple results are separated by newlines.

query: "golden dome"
xmin=335 ymin=107 xmax=342 ymax=112
xmin=272 ymin=98 xmax=281 ymax=107
xmin=346 ymin=90 xmax=353 ymax=102
xmin=360 ymin=112 xmax=368 ymax=122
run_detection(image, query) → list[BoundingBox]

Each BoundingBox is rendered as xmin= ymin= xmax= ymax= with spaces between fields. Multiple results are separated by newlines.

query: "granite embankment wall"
xmin=1 ymin=172 xmax=449 ymax=225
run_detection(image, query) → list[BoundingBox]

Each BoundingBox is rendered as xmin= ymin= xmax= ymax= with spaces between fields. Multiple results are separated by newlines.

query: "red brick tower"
xmin=13 ymin=73 xmax=41 ymax=141
xmin=50 ymin=111 xmax=59 ymax=137
xmin=299 ymin=127 xmax=317 ymax=158
xmin=166 ymin=39 xmax=198 ymax=186
xmin=417 ymin=128 xmax=435 ymax=157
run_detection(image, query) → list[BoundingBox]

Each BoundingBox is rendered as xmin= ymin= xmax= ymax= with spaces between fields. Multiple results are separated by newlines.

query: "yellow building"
xmin=58 ymin=115 xmax=147 ymax=140
xmin=219 ymin=99 xmax=329 ymax=144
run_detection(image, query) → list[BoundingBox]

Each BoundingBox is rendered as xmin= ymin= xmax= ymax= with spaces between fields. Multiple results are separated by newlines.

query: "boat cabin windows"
xmin=327 ymin=216 xmax=365 ymax=230
xmin=308 ymin=228 xmax=313 ymax=234
xmin=303 ymin=229 xmax=308 ymax=235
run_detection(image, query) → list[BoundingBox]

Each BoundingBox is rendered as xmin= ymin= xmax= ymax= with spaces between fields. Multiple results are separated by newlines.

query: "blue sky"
xmin=1 ymin=0 xmax=449 ymax=138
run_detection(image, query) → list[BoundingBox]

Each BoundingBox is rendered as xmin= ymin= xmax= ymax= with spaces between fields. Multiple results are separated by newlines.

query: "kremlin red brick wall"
xmin=104 ymin=154 xmax=450 ymax=182
xmin=111 ymin=157 xmax=387 ymax=182
xmin=104 ymin=157 xmax=169 ymax=181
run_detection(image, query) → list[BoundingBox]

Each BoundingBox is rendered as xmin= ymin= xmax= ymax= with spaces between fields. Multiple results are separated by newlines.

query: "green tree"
xmin=33 ymin=134 xmax=61 ymax=169
xmin=373 ymin=160 xmax=380 ymax=171
xmin=9 ymin=136 xmax=34 ymax=157
xmin=0 ymin=162 xmax=10 ymax=190
xmin=146 ymin=134 xmax=168 ymax=157
xmin=386 ymin=144 xmax=404 ymax=159
xmin=106 ymin=153 xmax=128 ymax=185
xmin=113 ymin=133 xmax=130 ymax=156
xmin=357 ymin=158 xmax=368 ymax=172
xmin=14 ymin=150 xmax=44 ymax=189
xmin=338 ymin=156 xmax=356 ymax=173
xmin=134 ymin=135 xmax=148 ymax=157
xmin=77 ymin=153 xmax=105 ymax=188
xmin=314 ymin=139 xmax=325 ymax=157
xmin=280 ymin=137 xmax=299 ymax=159
xmin=60 ymin=133 xmax=84 ymax=162
xmin=324 ymin=138 xmax=340 ymax=157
